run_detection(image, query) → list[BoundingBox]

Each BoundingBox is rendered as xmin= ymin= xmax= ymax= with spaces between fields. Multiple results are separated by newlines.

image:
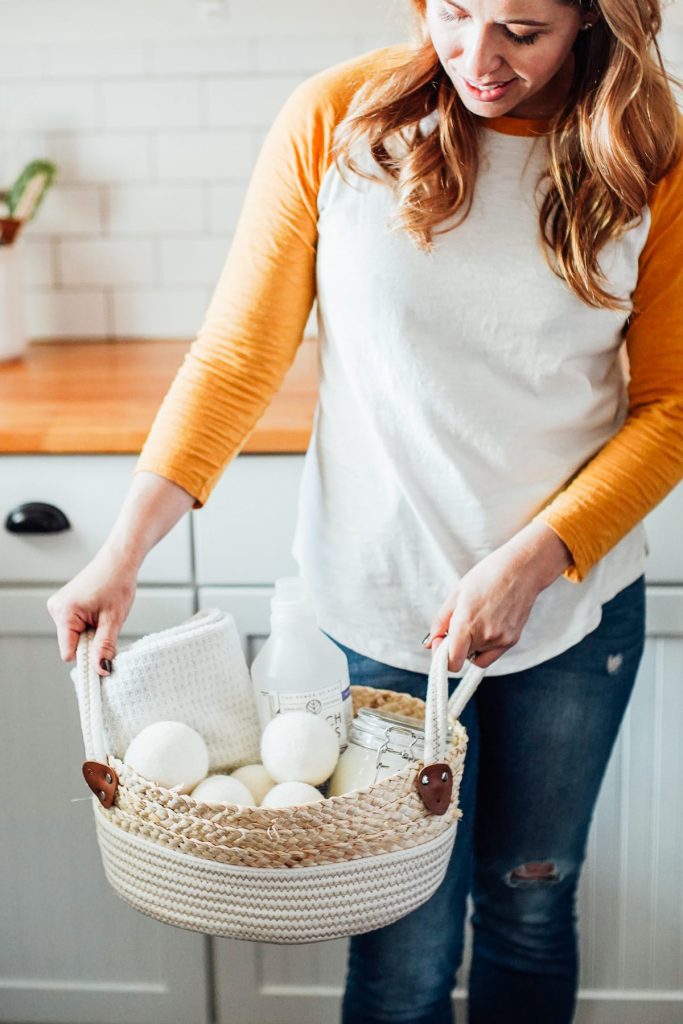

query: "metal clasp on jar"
xmin=374 ymin=724 xmax=423 ymax=780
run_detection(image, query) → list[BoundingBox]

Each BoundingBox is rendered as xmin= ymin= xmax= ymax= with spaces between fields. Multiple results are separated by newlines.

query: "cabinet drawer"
xmin=193 ymin=455 xmax=303 ymax=585
xmin=644 ymin=485 xmax=683 ymax=584
xmin=0 ymin=455 xmax=192 ymax=584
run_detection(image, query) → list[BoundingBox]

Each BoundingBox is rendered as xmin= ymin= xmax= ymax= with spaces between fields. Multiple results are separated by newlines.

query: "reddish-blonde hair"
xmin=333 ymin=0 xmax=682 ymax=310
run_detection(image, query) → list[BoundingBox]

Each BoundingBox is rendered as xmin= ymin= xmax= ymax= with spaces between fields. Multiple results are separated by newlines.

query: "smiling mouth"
xmin=466 ymin=77 xmax=514 ymax=89
xmin=459 ymin=75 xmax=518 ymax=101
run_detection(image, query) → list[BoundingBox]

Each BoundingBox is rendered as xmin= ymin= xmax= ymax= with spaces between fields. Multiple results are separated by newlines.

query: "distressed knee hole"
xmin=607 ymin=653 xmax=624 ymax=675
xmin=506 ymin=860 xmax=561 ymax=886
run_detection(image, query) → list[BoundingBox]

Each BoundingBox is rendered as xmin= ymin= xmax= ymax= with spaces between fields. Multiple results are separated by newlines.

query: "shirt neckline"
xmin=477 ymin=112 xmax=554 ymax=137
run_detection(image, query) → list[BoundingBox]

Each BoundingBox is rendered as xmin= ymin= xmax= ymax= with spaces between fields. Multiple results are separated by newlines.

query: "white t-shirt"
xmin=292 ymin=109 xmax=649 ymax=676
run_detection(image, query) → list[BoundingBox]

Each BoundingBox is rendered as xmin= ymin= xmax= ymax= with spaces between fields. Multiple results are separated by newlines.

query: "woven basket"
xmin=74 ymin=628 xmax=485 ymax=944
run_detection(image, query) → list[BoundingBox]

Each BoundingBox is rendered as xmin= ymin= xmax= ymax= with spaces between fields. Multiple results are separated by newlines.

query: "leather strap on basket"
xmin=82 ymin=760 xmax=118 ymax=808
xmin=418 ymin=640 xmax=486 ymax=814
xmin=75 ymin=631 xmax=118 ymax=807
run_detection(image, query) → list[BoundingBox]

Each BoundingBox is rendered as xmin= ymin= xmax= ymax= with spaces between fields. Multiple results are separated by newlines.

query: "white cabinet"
xmin=0 ymin=453 xmax=202 ymax=1024
xmin=0 ymin=588 xmax=207 ymax=1024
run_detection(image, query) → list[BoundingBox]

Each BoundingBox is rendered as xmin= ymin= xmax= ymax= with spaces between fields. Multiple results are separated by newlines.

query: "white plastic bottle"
xmin=250 ymin=576 xmax=353 ymax=752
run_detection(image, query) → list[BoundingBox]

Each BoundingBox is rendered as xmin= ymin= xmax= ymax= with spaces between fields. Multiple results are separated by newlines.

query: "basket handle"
xmin=424 ymin=639 xmax=486 ymax=764
xmin=416 ymin=641 xmax=486 ymax=814
xmin=74 ymin=629 xmax=108 ymax=764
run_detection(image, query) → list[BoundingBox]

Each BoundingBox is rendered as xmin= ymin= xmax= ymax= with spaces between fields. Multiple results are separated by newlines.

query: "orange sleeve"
xmin=533 ymin=127 xmax=683 ymax=582
xmin=133 ymin=50 xmax=391 ymax=507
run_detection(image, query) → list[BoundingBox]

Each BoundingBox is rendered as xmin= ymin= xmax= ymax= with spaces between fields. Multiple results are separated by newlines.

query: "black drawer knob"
xmin=4 ymin=502 xmax=71 ymax=534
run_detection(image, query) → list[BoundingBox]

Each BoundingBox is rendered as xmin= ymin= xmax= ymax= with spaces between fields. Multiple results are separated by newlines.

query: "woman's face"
xmin=425 ymin=0 xmax=596 ymax=118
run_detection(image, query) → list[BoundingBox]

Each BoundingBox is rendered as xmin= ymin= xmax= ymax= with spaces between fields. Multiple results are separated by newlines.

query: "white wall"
xmin=0 ymin=0 xmax=680 ymax=342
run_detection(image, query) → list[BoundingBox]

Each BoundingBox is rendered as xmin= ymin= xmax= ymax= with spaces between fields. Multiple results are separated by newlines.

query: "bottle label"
xmin=258 ymin=680 xmax=348 ymax=749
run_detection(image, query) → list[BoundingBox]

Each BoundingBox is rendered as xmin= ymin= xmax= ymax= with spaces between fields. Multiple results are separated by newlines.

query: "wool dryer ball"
xmin=260 ymin=781 xmax=325 ymax=808
xmin=190 ymin=774 xmax=255 ymax=807
xmin=260 ymin=711 xmax=339 ymax=785
xmin=123 ymin=720 xmax=209 ymax=791
xmin=230 ymin=764 xmax=276 ymax=805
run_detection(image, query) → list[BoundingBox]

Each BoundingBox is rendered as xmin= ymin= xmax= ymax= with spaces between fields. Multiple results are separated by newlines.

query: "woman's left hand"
xmin=424 ymin=521 xmax=574 ymax=672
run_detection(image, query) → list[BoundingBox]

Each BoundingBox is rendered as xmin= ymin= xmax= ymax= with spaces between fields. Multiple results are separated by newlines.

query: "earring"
xmin=582 ymin=21 xmax=593 ymax=29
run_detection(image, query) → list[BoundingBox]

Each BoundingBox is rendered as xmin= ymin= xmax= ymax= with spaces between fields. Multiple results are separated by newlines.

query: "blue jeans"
xmin=324 ymin=574 xmax=646 ymax=1024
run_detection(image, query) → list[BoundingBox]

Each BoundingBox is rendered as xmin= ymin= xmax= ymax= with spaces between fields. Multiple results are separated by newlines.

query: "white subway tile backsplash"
xmin=20 ymin=240 xmax=54 ymax=288
xmin=0 ymin=45 xmax=45 ymax=79
xmin=112 ymin=287 xmax=208 ymax=336
xmin=26 ymin=184 xmax=102 ymax=237
xmin=206 ymin=183 xmax=248 ymax=233
xmin=206 ymin=75 xmax=302 ymax=127
xmin=102 ymin=80 xmax=202 ymax=130
xmin=106 ymin=185 xmax=204 ymax=234
xmin=254 ymin=36 xmax=360 ymax=74
xmin=660 ymin=27 xmax=683 ymax=66
xmin=160 ymin=237 xmax=231 ymax=285
xmin=150 ymin=39 xmax=254 ymax=76
xmin=126 ymin=186 xmax=203 ymax=234
xmin=45 ymin=43 xmax=146 ymax=78
xmin=45 ymin=133 xmax=152 ymax=184
xmin=0 ymin=132 xmax=47 ymax=187
xmin=663 ymin=5 xmax=683 ymax=31
xmin=0 ymin=0 xmax=404 ymax=44
xmin=59 ymin=239 xmax=157 ymax=286
xmin=26 ymin=289 xmax=108 ymax=339
xmin=251 ymin=128 xmax=270 ymax=154
xmin=0 ymin=80 xmax=99 ymax=132
xmin=227 ymin=0 xmax=407 ymax=35
xmin=154 ymin=130 xmax=254 ymax=181
xmin=0 ymin=2 xmax=412 ymax=341
xmin=355 ymin=29 xmax=411 ymax=52
xmin=0 ymin=1 xmax=220 ymax=44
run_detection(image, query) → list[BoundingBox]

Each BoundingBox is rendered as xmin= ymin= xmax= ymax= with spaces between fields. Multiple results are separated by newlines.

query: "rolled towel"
xmin=71 ymin=608 xmax=261 ymax=771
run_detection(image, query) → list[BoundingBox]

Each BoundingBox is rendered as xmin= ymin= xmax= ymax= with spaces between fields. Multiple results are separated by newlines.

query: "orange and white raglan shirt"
xmin=135 ymin=45 xmax=683 ymax=676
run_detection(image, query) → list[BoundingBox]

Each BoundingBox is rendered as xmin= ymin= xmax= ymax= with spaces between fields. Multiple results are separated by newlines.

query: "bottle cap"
xmin=271 ymin=575 xmax=317 ymax=624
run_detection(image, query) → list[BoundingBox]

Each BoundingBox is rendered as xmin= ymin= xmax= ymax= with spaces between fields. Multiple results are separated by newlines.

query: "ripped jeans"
xmin=325 ymin=574 xmax=646 ymax=1024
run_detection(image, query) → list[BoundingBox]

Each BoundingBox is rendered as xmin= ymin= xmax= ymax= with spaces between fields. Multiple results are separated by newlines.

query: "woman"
xmin=49 ymin=1 xmax=682 ymax=1021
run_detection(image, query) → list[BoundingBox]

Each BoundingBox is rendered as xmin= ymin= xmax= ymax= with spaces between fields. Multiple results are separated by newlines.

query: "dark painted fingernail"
xmin=422 ymin=632 xmax=431 ymax=646
xmin=100 ymin=658 xmax=113 ymax=673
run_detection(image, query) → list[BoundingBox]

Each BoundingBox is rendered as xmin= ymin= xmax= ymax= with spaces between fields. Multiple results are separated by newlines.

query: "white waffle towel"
xmin=71 ymin=608 xmax=261 ymax=771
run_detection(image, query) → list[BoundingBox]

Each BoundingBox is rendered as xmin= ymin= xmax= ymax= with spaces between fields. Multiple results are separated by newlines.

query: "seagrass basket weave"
xmin=73 ymin=626 xmax=485 ymax=944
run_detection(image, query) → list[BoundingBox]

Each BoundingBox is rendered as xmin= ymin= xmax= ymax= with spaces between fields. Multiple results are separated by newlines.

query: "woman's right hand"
xmin=47 ymin=470 xmax=197 ymax=677
xmin=46 ymin=543 xmax=138 ymax=676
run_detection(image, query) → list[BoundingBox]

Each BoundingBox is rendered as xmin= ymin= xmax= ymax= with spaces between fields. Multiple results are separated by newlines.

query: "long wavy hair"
xmin=333 ymin=0 xmax=682 ymax=311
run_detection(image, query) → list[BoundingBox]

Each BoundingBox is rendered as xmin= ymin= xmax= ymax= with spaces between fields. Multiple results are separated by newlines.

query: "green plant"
xmin=6 ymin=159 xmax=57 ymax=221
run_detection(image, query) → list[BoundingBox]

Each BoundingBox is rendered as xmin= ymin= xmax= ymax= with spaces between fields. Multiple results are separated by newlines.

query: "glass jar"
xmin=327 ymin=706 xmax=453 ymax=796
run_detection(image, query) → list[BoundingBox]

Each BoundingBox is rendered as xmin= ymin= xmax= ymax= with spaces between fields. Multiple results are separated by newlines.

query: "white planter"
xmin=0 ymin=243 xmax=27 ymax=361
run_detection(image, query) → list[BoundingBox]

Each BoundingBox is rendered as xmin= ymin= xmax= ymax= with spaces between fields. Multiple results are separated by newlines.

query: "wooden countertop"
xmin=0 ymin=338 xmax=318 ymax=454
